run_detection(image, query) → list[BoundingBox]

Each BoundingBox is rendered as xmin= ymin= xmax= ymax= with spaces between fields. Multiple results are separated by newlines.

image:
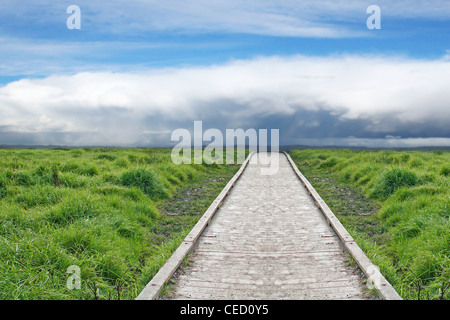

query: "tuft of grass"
xmin=372 ymin=168 xmax=418 ymax=199
xmin=319 ymin=157 xmax=338 ymax=168
xmin=120 ymin=168 xmax=168 ymax=200
xmin=439 ymin=165 xmax=450 ymax=177
xmin=45 ymin=194 xmax=100 ymax=225
xmin=96 ymin=154 xmax=117 ymax=161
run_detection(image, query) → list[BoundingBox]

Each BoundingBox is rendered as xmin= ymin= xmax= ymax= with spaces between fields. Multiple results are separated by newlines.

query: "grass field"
xmin=1 ymin=147 xmax=448 ymax=300
xmin=288 ymin=149 xmax=449 ymax=300
xmin=0 ymin=148 xmax=241 ymax=299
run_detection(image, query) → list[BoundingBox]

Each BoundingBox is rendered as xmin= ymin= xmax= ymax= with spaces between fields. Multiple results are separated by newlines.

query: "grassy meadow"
xmin=288 ymin=149 xmax=449 ymax=300
xmin=1 ymin=147 xmax=448 ymax=300
xmin=0 ymin=148 xmax=241 ymax=299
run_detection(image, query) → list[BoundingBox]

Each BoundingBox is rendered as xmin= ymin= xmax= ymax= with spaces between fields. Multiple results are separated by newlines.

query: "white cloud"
xmin=0 ymin=54 xmax=449 ymax=146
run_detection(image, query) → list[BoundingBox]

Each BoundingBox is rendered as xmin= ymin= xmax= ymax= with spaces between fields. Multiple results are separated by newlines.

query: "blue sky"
xmin=0 ymin=1 xmax=449 ymax=147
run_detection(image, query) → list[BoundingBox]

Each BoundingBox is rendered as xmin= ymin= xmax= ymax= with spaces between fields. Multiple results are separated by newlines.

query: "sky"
xmin=0 ymin=0 xmax=449 ymax=147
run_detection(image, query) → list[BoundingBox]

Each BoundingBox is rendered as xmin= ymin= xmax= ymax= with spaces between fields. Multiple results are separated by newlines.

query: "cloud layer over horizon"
xmin=1 ymin=54 xmax=449 ymax=147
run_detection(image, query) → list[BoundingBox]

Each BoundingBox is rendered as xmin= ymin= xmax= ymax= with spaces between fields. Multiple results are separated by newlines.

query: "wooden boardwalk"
xmin=137 ymin=152 xmax=401 ymax=300
xmin=166 ymin=153 xmax=369 ymax=299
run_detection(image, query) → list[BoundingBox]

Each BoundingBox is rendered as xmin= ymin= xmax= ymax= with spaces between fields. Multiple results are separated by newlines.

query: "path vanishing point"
xmin=137 ymin=152 xmax=402 ymax=300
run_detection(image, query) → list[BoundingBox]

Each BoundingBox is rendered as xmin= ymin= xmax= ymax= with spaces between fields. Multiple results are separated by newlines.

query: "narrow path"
xmin=166 ymin=153 xmax=371 ymax=300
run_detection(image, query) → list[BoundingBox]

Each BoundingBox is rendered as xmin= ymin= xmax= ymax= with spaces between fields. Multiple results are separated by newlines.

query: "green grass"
xmin=288 ymin=149 xmax=450 ymax=300
xmin=0 ymin=148 xmax=241 ymax=300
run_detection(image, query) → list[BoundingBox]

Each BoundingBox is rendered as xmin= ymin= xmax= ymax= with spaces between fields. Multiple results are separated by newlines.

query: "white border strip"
xmin=283 ymin=152 xmax=402 ymax=300
xmin=136 ymin=152 xmax=255 ymax=300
